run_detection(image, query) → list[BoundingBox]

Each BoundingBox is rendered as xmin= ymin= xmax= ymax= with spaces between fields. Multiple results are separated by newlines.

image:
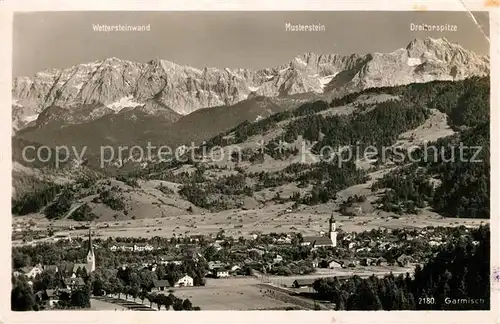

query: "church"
xmin=72 ymin=228 xmax=96 ymax=277
xmin=300 ymin=214 xmax=337 ymax=248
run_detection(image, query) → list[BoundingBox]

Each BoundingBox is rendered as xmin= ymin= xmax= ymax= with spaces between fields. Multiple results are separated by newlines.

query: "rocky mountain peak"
xmin=12 ymin=38 xmax=489 ymax=130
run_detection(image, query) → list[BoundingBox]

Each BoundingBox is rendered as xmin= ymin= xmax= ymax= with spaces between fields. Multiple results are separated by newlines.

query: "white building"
xmin=273 ymin=255 xmax=283 ymax=264
xmin=133 ymin=243 xmax=155 ymax=252
xmin=327 ymin=260 xmax=343 ymax=269
xmin=214 ymin=269 xmax=230 ymax=278
xmin=109 ymin=243 xmax=154 ymax=252
xmin=16 ymin=264 xmax=43 ymax=279
xmin=174 ymin=275 xmax=194 ymax=287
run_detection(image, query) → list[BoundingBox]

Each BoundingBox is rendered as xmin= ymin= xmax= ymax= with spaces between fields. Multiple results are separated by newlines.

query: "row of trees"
xmin=140 ymin=292 xmax=199 ymax=311
xmin=11 ymin=270 xmax=200 ymax=311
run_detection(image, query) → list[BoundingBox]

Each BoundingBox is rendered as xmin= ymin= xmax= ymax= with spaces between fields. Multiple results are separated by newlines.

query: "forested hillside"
xmin=12 ymin=77 xmax=490 ymax=220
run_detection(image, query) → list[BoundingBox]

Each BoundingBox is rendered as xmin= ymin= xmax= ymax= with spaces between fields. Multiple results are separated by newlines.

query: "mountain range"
xmin=12 ymin=37 xmax=489 ymax=132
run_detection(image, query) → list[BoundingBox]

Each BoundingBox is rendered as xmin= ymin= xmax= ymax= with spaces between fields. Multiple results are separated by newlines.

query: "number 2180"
xmin=419 ymin=297 xmax=435 ymax=305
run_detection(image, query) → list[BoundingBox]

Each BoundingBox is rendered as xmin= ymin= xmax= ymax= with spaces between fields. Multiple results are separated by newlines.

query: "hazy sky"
xmin=13 ymin=11 xmax=490 ymax=77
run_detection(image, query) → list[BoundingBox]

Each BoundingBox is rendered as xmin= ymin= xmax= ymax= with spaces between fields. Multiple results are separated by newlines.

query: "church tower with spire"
xmin=329 ymin=214 xmax=337 ymax=247
xmin=86 ymin=227 xmax=96 ymax=273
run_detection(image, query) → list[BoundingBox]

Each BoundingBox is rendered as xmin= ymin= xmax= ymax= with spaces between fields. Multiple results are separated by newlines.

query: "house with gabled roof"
xmin=152 ymin=279 xmax=171 ymax=292
xmin=16 ymin=264 xmax=43 ymax=279
xmin=64 ymin=277 xmax=85 ymax=291
xmin=300 ymin=215 xmax=337 ymax=248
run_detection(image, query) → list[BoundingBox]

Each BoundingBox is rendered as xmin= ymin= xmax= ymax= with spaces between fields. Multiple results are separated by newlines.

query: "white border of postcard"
xmin=0 ymin=0 xmax=499 ymax=323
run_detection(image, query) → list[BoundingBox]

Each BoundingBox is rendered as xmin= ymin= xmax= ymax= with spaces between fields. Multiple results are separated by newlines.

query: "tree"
xmin=124 ymin=285 xmax=131 ymax=299
xmin=91 ymin=276 xmax=106 ymax=296
xmin=115 ymin=280 xmax=124 ymax=299
xmin=71 ymin=288 xmax=91 ymax=308
xmin=347 ymin=281 xmax=383 ymax=310
xmin=164 ymin=295 xmax=173 ymax=310
xmin=146 ymin=293 xmax=155 ymax=308
xmin=154 ymin=294 xmax=164 ymax=310
xmin=129 ymin=285 xmax=140 ymax=302
xmin=139 ymin=270 xmax=157 ymax=291
xmin=58 ymin=290 xmax=71 ymax=308
xmin=12 ymin=252 xmax=31 ymax=269
xmin=11 ymin=279 xmax=35 ymax=311
xmin=138 ymin=290 xmax=147 ymax=304
xmin=173 ymin=298 xmax=183 ymax=311
xmin=182 ymin=298 xmax=193 ymax=310
xmin=155 ymin=294 xmax=173 ymax=310
xmin=33 ymin=270 xmax=58 ymax=292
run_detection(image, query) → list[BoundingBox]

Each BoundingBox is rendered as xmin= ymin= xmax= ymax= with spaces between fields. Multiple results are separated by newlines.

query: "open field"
xmin=12 ymin=203 xmax=488 ymax=246
xmin=162 ymin=278 xmax=297 ymax=310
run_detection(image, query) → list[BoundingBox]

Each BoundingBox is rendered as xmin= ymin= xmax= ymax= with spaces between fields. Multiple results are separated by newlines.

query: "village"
xmin=11 ymin=214 xmax=480 ymax=311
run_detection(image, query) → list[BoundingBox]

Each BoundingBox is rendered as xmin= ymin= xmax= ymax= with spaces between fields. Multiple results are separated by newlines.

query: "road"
xmin=63 ymin=203 xmax=84 ymax=220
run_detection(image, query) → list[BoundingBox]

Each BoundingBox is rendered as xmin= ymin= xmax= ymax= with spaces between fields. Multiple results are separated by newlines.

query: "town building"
xmin=301 ymin=214 xmax=337 ymax=248
xmin=339 ymin=259 xmax=359 ymax=268
xmin=63 ymin=277 xmax=85 ymax=291
xmin=72 ymin=228 xmax=95 ymax=276
xmin=152 ymin=279 xmax=171 ymax=292
xmin=43 ymin=265 xmax=59 ymax=273
xmin=42 ymin=289 xmax=60 ymax=308
xmin=15 ymin=264 xmax=43 ymax=278
xmin=292 ymin=279 xmax=316 ymax=288
xmin=133 ymin=243 xmax=155 ymax=252
xmin=174 ymin=275 xmax=194 ymax=287
xmin=151 ymin=275 xmax=194 ymax=291
xmin=272 ymin=255 xmax=283 ymax=264
xmin=109 ymin=243 xmax=155 ymax=252
xmin=213 ymin=268 xmax=230 ymax=278
xmin=327 ymin=260 xmax=343 ymax=269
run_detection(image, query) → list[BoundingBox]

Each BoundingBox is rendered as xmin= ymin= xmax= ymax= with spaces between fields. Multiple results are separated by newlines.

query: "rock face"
xmin=12 ymin=37 xmax=489 ymax=130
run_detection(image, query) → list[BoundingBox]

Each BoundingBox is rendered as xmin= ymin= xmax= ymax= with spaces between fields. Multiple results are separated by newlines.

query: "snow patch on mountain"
xmin=407 ymin=58 xmax=423 ymax=66
xmin=319 ymin=74 xmax=337 ymax=88
xmin=106 ymin=95 xmax=143 ymax=112
xmin=295 ymin=57 xmax=307 ymax=66
xmin=73 ymin=82 xmax=85 ymax=91
xmin=23 ymin=114 xmax=40 ymax=124
xmin=11 ymin=37 xmax=489 ymax=129
xmin=81 ymin=61 xmax=102 ymax=69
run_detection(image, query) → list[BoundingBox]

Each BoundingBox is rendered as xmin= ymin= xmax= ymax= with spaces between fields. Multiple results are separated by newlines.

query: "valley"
xmin=11 ymin=34 xmax=491 ymax=312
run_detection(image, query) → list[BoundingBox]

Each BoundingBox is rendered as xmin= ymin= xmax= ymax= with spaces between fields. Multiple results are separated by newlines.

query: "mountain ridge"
xmin=12 ymin=37 xmax=489 ymax=131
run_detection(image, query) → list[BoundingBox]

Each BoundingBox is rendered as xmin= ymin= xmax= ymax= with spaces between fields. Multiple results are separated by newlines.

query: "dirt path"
xmin=62 ymin=203 xmax=84 ymax=220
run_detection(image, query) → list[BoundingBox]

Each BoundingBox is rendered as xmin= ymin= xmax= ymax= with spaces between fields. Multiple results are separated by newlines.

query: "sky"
xmin=12 ymin=11 xmax=490 ymax=77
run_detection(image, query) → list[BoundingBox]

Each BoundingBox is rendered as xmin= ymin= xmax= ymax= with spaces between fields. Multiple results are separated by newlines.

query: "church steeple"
xmin=329 ymin=214 xmax=336 ymax=233
xmin=329 ymin=214 xmax=337 ymax=247
xmin=86 ymin=227 xmax=95 ymax=273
